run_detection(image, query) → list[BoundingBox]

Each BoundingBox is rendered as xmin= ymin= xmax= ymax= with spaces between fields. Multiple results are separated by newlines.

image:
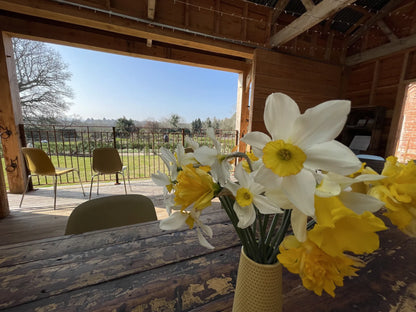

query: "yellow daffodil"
xmin=309 ymin=196 xmax=387 ymax=256
xmin=224 ymin=163 xmax=282 ymax=228
xmin=368 ymin=156 xmax=416 ymax=237
xmin=174 ymin=164 xmax=219 ymax=211
xmin=242 ymin=93 xmax=361 ymax=218
xmin=277 ymin=235 xmax=364 ymax=297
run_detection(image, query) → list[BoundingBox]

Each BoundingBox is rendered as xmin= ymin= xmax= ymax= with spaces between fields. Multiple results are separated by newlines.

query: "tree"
xmin=204 ymin=117 xmax=212 ymax=129
xmin=191 ymin=118 xmax=202 ymax=133
xmin=12 ymin=38 xmax=74 ymax=124
xmin=168 ymin=114 xmax=181 ymax=129
xmin=115 ymin=116 xmax=135 ymax=133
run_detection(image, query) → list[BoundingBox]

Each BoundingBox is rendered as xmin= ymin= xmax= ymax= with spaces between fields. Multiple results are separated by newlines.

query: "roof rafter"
xmin=270 ymin=0 xmax=356 ymax=47
xmin=147 ymin=0 xmax=156 ymax=20
xmin=346 ymin=32 xmax=416 ymax=65
xmin=271 ymin=0 xmax=290 ymax=24
xmin=346 ymin=0 xmax=406 ymax=47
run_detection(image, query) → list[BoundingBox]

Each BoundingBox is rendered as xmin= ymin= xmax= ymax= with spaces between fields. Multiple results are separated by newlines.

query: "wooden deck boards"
xmin=0 ymin=180 xmax=170 ymax=246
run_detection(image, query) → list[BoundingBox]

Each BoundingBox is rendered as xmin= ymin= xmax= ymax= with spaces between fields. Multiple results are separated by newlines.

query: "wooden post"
xmin=0 ymin=32 xmax=27 ymax=194
xmin=0 ymin=152 xmax=9 ymax=218
xmin=236 ymin=69 xmax=251 ymax=152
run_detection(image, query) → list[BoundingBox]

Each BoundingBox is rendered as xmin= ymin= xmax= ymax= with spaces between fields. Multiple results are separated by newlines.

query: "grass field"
xmin=1 ymin=153 xmax=167 ymax=190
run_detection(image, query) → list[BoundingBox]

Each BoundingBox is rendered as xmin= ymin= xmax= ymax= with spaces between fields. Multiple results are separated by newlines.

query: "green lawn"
xmin=1 ymin=153 xmax=167 ymax=190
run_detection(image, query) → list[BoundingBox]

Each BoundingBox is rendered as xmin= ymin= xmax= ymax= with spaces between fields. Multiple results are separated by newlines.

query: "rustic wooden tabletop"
xmin=0 ymin=208 xmax=414 ymax=311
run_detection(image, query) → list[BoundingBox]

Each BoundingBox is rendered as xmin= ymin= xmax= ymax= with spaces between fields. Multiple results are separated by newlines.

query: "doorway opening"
xmin=394 ymin=82 xmax=416 ymax=162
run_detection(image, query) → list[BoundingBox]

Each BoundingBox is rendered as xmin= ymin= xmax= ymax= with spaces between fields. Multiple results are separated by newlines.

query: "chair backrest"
xmin=65 ymin=194 xmax=158 ymax=235
xmin=92 ymin=147 xmax=123 ymax=174
xmin=22 ymin=148 xmax=56 ymax=175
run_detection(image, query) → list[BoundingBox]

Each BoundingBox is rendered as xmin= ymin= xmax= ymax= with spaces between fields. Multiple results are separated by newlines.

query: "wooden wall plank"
xmin=344 ymin=47 xmax=416 ymax=157
xmin=249 ymin=48 xmax=342 ymax=133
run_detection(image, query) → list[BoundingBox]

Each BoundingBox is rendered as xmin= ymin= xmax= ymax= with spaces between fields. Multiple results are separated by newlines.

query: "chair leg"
xmin=127 ymin=168 xmax=132 ymax=191
xmin=75 ymin=170 xmax=85 ymax=197
xmin=53 ymin=176 xmax=58 ymax=210
xmin=89 ymin=175 xmax=96 ymax=200
xmin=120 ymin=172 xmax=127 ymax=195
xmin=96 ymin=175 xmax=100 ymax=195
xmin=19 ymin=174 xmax=32 ymax=208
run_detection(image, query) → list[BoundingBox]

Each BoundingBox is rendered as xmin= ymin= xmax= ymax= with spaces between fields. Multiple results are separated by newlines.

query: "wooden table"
xmin=0 ymin=208 xmax=415 ymax=311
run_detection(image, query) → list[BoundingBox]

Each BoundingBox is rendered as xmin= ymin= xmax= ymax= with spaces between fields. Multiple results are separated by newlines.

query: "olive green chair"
xmin=64 ymin=194 xmax=157 ymax=235
xmin=89 ymin=147 xmax=130 ymax=199
xmin=20 ymin=147 xmax=85 ymax=210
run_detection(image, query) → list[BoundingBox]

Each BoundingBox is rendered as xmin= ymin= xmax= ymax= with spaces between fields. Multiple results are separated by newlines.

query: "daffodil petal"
xmin=339 ymin=191 xmax=384 ymax=214
xmin=224 ymin=181 xmax=239 ymax=196
xmin=315 ymin=177 xmax=341 ymax=197
xmin=291 ymin=100 xmax=350 ymax=149
xmin=291 ymin=208 xmax=308 ymax=242
xmin=207 ymin=127 xmax=221 ymax=151
xmin=282 ymin=169 xmax=316 ymax=216
xmin=160 ymin=147 xmax=176 ymax=166
xmin=194 ymin=146 xmax=218 ymax=166
xmin=235 ymin=163 xmax=250 ymax=187
xmin=185 ymin=136 xmax=199 ymax=150
xmin=151 ymin=172 xmax=170 ymax=187
xmin=241 ymin=132 xmax=271 ymax=157
xmin=196 ymin=227 xmax=215 ymax=249
xmin=234 ymin=202 xmax=256 ymax=228
xmin=265 ymin=188 xmax=296 ymax=210
xmin=304 ymin=140 xmax=361 ymax=175
xmin=264 ymin=93 xmax=300 ymax=141
xmin=254 ymin=165 xmax=282 ymax=189
xmin=253 ymin=195 xmax=282 ymax=214
xmin=159 ymin=212 xmax=187 ymax=230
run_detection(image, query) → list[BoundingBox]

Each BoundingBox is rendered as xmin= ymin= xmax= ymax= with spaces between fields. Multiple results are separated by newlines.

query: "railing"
xmin=1 ymin=125 xmax=238 ymax=189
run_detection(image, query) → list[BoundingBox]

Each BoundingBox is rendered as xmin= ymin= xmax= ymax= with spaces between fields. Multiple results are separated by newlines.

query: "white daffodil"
xmin=225 ymin=163 xmax=282 ymax=228
xmin=160 ymin=145 xmax=197 ymax=181
xmin=160 ymin=207 xmax=214 ymax=249
xmin=185 ymin=136 xmax=200 ymax=151
xmin=160 ymin=147 xmax=179 ymax=180
xmin=316 ymin=171 xmax=385 ymax=215
xmin=242 ymin=93 xmax=361 ymax=217
xmin=265 ymin=187 xmax=309 ymax=242
xmin=194 ymin=127 xmax=231 ymax=186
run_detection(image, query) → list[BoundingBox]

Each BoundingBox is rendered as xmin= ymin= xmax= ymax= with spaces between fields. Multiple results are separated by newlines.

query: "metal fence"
xmin=1 ymin=125 xmax=238 ymax=189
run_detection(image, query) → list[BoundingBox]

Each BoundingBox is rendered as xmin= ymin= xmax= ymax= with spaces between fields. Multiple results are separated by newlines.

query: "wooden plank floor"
xmin=0 ymin=180 xmax=171 ymax=246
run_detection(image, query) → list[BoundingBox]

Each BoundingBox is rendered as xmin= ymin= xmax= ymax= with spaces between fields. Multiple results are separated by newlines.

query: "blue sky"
xmin=48 ymin=43 xmax=239 ymax=123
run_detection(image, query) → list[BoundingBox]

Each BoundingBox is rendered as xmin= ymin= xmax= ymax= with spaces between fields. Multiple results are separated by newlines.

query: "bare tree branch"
xmin=12 ymin=38 xmax=73 ymax=125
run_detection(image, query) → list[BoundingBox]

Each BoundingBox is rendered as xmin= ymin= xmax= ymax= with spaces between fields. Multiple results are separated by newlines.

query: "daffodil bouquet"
xmin=152 ymin=93 xmax=416 ymax=297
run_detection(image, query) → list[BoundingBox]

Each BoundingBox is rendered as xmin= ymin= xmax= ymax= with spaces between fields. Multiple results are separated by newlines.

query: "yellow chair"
xmin=19 ymin=147 xmax=85 ymax=210
xmin=64 ymin=194 xmax=157 ymax=235
xmin=89 ymin=147 xmax=131 ymax=199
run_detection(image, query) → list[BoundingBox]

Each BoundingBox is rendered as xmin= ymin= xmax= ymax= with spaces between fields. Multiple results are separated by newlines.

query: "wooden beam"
xmin=0 ymin=0 xmax=255 ymax=59
xmin=346 ymin=0 xmax=406 ymax=47
xmin=301 ymin=0 xmax=315 ymax=12
xmin=0 ymin=12 xmax=248 ymax=73
xmin=271 ymin=0 xmax=290 ymax=24
xmin=0 ymin=32 xmax=27 ymax=195
xmin=346 ymin=33 xmax=416 ymax=65
xmin=147 ymin=0 xmax=156 ymax=20
xmin=270 ymin=0 xmax=356 ymax=47
xmin=376 ymin=20 xmax=398 ymax=42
